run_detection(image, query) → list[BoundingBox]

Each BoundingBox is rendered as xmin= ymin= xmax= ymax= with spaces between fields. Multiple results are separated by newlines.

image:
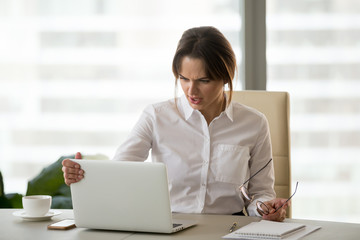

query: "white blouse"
xmin=113 ymin=94 xmax=275 ymax=216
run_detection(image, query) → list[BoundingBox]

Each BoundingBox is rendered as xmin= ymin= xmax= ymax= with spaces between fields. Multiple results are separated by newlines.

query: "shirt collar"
xmin=225 ymin=99 xmax=234 ymax=122
xmin=180 ymin=94 xmax=234 ymax=122
xmin=181 ymin=94 xmax=195 ymax=120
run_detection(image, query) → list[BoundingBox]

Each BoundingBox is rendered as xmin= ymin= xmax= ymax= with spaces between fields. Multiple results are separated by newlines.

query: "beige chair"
xmin=230 ymin=90 xmax=292 ymax=218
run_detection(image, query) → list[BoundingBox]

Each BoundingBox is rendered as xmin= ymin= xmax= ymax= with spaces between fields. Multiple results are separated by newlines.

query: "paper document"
xmin=223 ymin=220 xmax=321 ymax=240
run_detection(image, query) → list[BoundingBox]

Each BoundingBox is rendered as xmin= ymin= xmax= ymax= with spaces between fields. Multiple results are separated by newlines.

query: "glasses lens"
xmin=256 ymin=201 xmax=270 ymax=215
xmin=239 ymin=185 xmax=253 ymax=201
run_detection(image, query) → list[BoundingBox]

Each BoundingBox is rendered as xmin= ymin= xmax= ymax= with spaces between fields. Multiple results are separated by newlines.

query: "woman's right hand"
xmin=62 ymin=152 xmax=84 ymax=186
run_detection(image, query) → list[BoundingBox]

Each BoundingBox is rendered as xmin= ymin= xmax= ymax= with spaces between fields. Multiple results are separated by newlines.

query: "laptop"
xmin=70 ymin=159 xmax=197 ymax=233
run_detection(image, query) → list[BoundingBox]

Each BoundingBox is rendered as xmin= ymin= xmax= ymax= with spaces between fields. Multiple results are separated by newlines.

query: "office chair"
xmin=231 ymin=90 xmax=292 ymax=218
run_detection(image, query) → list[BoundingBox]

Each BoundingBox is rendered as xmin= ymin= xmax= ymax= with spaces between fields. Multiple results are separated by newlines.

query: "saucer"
xmin=13 ymin=210 xmax=62 ymax=221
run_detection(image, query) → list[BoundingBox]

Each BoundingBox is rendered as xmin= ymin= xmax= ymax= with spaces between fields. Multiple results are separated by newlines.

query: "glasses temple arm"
xmin=274 ymin=181 xmax=299 ymax=212
xmin=243 ymin=158 xmax=273 ymax=185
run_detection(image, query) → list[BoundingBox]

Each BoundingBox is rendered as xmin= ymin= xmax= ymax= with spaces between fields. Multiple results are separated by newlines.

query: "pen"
xmin=229 ymin=222 xmax=237 ymax=232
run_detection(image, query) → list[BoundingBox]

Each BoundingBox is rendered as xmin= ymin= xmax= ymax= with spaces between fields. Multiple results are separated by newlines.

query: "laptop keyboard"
xmin=173 ymin=223 xmax=183 ymax=228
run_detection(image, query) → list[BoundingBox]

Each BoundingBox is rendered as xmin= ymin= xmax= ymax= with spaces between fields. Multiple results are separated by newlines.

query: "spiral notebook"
xmin=223 ymin=220 xmax=320 ymax=240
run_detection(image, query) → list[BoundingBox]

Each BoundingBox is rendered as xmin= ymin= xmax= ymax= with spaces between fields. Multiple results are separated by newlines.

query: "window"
xmin=267 ymin=0 xmax=360 ymax=223
xmin=0 ymin=0 xmax=242 ymax=194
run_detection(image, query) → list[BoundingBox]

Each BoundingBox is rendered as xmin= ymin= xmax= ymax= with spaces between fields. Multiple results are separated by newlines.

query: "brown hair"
xmin=172 ymin=26 xmax=236 ymax=105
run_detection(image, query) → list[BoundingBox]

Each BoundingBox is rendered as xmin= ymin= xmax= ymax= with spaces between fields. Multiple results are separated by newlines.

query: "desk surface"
xmin=1 ymin=209 xmax=359 ymax=240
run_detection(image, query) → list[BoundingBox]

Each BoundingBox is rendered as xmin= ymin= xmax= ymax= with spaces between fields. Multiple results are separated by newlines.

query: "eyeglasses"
xmin=238 ymin=158 xmax=299 ymax=215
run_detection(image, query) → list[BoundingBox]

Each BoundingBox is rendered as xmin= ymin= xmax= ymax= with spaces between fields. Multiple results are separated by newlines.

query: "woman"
xmin=62 ymin=26 xmax=289 ymax=222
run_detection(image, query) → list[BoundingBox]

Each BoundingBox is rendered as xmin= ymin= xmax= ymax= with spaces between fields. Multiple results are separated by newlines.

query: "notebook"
xmin=70 ymin=159 xmax=197 ymax=233
xmin=223 ymin=220 xmax=312 ymax=240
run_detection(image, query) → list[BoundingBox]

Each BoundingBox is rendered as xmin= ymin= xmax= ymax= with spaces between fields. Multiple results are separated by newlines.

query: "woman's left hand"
xmin=260 ymin=198 xmax=290 ymax=222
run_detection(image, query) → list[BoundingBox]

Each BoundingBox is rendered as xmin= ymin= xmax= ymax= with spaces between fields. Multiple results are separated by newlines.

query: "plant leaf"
xmin=26 ymin=155 xmax=74 ymax=197
xmin=6 ymin=193 xmax=23 ymax=208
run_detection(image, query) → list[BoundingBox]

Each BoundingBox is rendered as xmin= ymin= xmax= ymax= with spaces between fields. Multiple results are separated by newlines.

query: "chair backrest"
xmin=230 ymin=90 xmax=292 ymax=217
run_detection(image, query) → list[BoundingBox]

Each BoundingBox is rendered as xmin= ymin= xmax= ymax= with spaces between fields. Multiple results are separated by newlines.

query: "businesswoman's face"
xmin=179 ymin=56 xmax=225 ymax=122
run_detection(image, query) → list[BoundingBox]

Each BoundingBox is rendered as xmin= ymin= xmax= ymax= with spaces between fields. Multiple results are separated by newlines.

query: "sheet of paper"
xmin=223 ymin=223 xmax=321 ymax=240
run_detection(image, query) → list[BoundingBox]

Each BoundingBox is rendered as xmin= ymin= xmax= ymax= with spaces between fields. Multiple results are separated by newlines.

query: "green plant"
xmin=25 ymin=154 xmax=75 ymax=209
xmin=0 ymin=153 xmax=108 ymax=209
xmin=0 ymin=155 xmax=74 ymax=209
xmin=0 ymin=171 xmax=12 ymax=208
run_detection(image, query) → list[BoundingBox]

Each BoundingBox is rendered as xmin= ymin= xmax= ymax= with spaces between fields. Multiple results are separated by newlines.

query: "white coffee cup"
xmin=22 ymin=195 xmax=52 ymax=217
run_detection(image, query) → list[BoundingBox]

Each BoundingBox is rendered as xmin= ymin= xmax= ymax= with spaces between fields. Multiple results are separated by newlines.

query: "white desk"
xmin=1 ymin=209 xmax=359 ymax=240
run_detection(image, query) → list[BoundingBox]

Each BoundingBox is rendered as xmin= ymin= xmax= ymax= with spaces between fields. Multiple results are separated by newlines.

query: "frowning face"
xmin=179 ymin=56 xmax=225 ymax=122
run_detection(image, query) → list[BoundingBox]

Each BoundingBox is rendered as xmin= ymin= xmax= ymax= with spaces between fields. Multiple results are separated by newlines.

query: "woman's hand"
xmin=62 ymin=152 xmax=84 ymax=186
xmin=260 ymin=198 xmax=290 ymax=222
